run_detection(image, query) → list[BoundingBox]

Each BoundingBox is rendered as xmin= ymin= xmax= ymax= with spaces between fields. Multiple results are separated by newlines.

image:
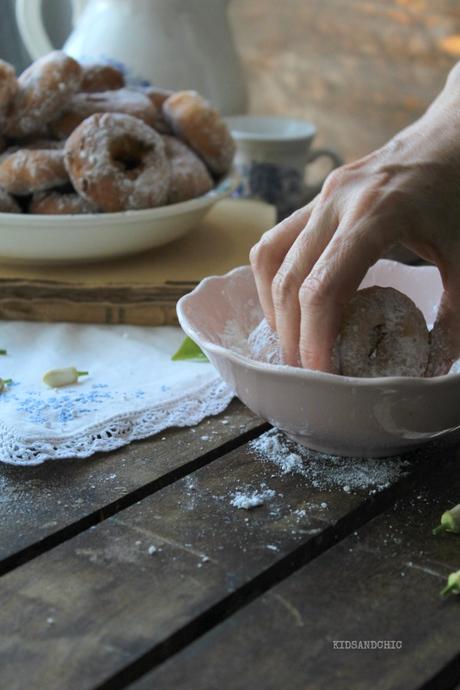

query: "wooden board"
xmin=0 ymin=404 xmax=459 ymax=690
xmin=0 ymin=200 xmax=275 ymax=326
xmin=0 ymin=428 xmax=433 ymax=690
xmin=130 ymin=445 xmax=460 ymax=690
xmin=0 ymin=400 xmax=264 ymax=571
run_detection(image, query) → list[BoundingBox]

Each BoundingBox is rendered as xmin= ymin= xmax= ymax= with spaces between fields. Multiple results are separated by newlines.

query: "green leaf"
xmin=172 ymin=336 xmax=208 ymax=362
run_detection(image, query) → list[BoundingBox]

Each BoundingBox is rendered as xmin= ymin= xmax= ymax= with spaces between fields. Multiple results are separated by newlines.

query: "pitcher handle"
xmin=305 ymin=147 xmax=343 ymax=198
xmin=15 ymin=0 xmax=87 ymax=60
xmin=15 ymin=0 xmax=54 ymax=59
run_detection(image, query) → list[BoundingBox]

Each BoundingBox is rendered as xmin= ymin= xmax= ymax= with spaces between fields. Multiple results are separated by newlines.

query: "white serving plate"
xmin=0 ymin=173 xmax=237 ymax=265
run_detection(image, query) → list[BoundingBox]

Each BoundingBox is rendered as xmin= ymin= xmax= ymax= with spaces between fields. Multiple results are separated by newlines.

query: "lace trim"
xmin=0 ymin=379 xmax=234 ymax=466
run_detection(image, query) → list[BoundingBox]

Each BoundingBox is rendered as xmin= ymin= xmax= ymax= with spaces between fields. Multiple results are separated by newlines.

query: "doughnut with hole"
xmin=64 ymin=112 xmax=171 ymax=212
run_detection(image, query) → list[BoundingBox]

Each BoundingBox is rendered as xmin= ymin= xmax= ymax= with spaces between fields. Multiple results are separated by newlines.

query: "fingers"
xmin=298 ymin=219 xmax=394 ymax=371
xmin=272 ymin=201 xmax=338 ymax=365
xmin=249 ymin=201 xmax=316 ymax=329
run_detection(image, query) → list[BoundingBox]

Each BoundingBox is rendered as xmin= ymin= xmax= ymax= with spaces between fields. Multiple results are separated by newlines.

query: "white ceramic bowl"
xmin=177 ymin=260 xmax=460 ymax=458
xmin=0 ymin=173 xmax=237 ymax=265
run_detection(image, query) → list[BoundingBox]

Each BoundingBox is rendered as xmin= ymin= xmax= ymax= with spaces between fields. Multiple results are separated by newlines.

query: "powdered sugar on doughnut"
xmin=222 ymin=288 xmax=435 ymax=379
xmin=51 ymin=88 xmax=157 ymax=139
xmin=247 ymin=319 xmax=283 ymax=365
xmin=65 ymin=112 xmax=171 ymax=212
xmin=163 ymin=90 xmax=235 ymax=175
xmin=163 ymin=135 xmax=213 ymax=203
xmin=6 ymin=51 xmax=82 ymax=138
xmin=30 ymin=190 xmax=97 ymax=215
xmin=0 ymin=148 xmax=68 ymax=195
xmin=337 ymin=286 xmax=430 ymax=377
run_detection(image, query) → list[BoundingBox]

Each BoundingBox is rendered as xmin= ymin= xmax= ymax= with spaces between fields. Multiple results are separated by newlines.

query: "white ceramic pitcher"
xmin=15 ymin=0 xmax=248 ymax=114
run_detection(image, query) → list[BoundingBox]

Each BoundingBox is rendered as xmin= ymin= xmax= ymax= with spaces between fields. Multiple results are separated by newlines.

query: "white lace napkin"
xmin=0 ymin=321 xmax=233 ymax=466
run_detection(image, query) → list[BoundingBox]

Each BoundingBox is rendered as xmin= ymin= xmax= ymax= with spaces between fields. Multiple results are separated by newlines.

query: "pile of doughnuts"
xmin=0 ymin=51 xmax=235 ymax=214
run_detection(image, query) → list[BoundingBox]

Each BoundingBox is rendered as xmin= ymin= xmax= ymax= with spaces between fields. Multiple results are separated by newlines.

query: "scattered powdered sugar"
xmin=230 ymin=485 xmax=276 ymax=510
xmin=250 ymin=428 xmax=409 ymax=494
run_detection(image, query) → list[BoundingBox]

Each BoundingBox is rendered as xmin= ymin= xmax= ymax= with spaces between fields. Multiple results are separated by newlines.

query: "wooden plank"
xmin=0 ymin=400 xmax=264 ymax=572
xmin=0 ymin=432 xmax=439 ymax=690
xmin=132 ymin=447 xmax=460 ymax=690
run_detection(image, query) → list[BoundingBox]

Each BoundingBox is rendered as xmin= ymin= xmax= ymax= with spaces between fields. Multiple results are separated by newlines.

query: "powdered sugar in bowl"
xmin=177 ymin=260 xmax=460 ymax=457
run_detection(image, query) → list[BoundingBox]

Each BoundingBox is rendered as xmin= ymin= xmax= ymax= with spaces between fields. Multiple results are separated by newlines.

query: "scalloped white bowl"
xmin=0 ymin=173 xmax=237 ymax=264
xmin=177 ymin=260 xmax=460 ymax=457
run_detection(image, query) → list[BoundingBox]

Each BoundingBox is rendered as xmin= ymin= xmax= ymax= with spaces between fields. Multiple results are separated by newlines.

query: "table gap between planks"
xmin=0 ymin=399 xmax=459 ymax=690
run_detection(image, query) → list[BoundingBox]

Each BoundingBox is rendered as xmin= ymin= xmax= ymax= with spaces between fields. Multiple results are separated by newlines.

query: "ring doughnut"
xmin=248 ymin=318 xmax=283 ymax=365
xmin=30 ymin=189 xmax=97 ymax=215
xmin=80 ymin=63 xmax=125 ymax=92
xmin=0 ymin=147 xmax=69 ymax=195
xmin=0 ymin=60 xmax=18 ymax=128
xmin=336 ymin=286 xmax=430 ymax=377
xmin=163 ymin=135 xmax=213 ymax=203
xmin=50 ymin=88 xmax=157 ymax=139
xmin=64 ymin=112 xmax=171 ymax=212
xmin=0 ymin=188 xmax=21 ymax=213
xmin=6 ymin=51 xmax=82 ymax=138
xmin=162 ymin=90 xmax=235 ymax=176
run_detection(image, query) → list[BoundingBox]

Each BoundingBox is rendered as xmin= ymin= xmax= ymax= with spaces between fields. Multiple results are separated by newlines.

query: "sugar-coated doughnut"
xmin=336 ymin=286 xmax=430 ymax=377
xmin=0 ymin=147 xmax=69 ymax=195
xmin=163 ymin=90 xmax=235 ymax=175
xmin=30 ymin=189 xmax=97 ymax=215
xmin=163 ymin=135 xmax=213 ymax=203
xmin=0 ymin=187 xmax=21 ymax=213
xmin=0 ymin=60 xmax=18 ymax=130
xmin=80 ymin=63 xmax=125 ymax=92
xmin=6 ymin=51 xmax=82 ymax=138
xmin=64 ymin=112 xmax=171 ymax=212
xmin=248 ymin=318 xmax=283 ymax=365
xmin=50 ymin=88 xmax=157 ymax=139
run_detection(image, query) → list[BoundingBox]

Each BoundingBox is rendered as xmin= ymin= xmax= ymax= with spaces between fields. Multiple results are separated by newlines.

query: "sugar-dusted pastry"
xmin=163 ymin=90 xmax=235 ymax=175
xmin=64 ymin=112 xmax=171 ymax=212
xmin=336 ymin=286 xmax=430 ymax=377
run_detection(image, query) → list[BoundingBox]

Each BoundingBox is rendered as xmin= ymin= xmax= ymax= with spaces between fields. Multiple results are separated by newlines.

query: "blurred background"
xmin=1 ymin=0 xmax=460 ymax=162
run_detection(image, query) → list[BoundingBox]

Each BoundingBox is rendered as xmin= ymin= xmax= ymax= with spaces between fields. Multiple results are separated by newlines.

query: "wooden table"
xmin=0 ymin=399 xmax=459 ymax=690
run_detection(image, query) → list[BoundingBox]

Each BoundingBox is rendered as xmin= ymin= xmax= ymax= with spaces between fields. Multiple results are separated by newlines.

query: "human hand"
xmin=250 ymin=65 xmax=460 ymax=375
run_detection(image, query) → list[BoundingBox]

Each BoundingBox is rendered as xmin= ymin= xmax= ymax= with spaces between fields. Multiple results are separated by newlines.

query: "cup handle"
xmin=305 ymin=147 xmax=343 ymax=198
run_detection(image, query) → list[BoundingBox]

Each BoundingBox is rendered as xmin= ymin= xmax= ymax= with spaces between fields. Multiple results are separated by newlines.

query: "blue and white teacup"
xmin=225 ymin=115 xmax=342 ymax=220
